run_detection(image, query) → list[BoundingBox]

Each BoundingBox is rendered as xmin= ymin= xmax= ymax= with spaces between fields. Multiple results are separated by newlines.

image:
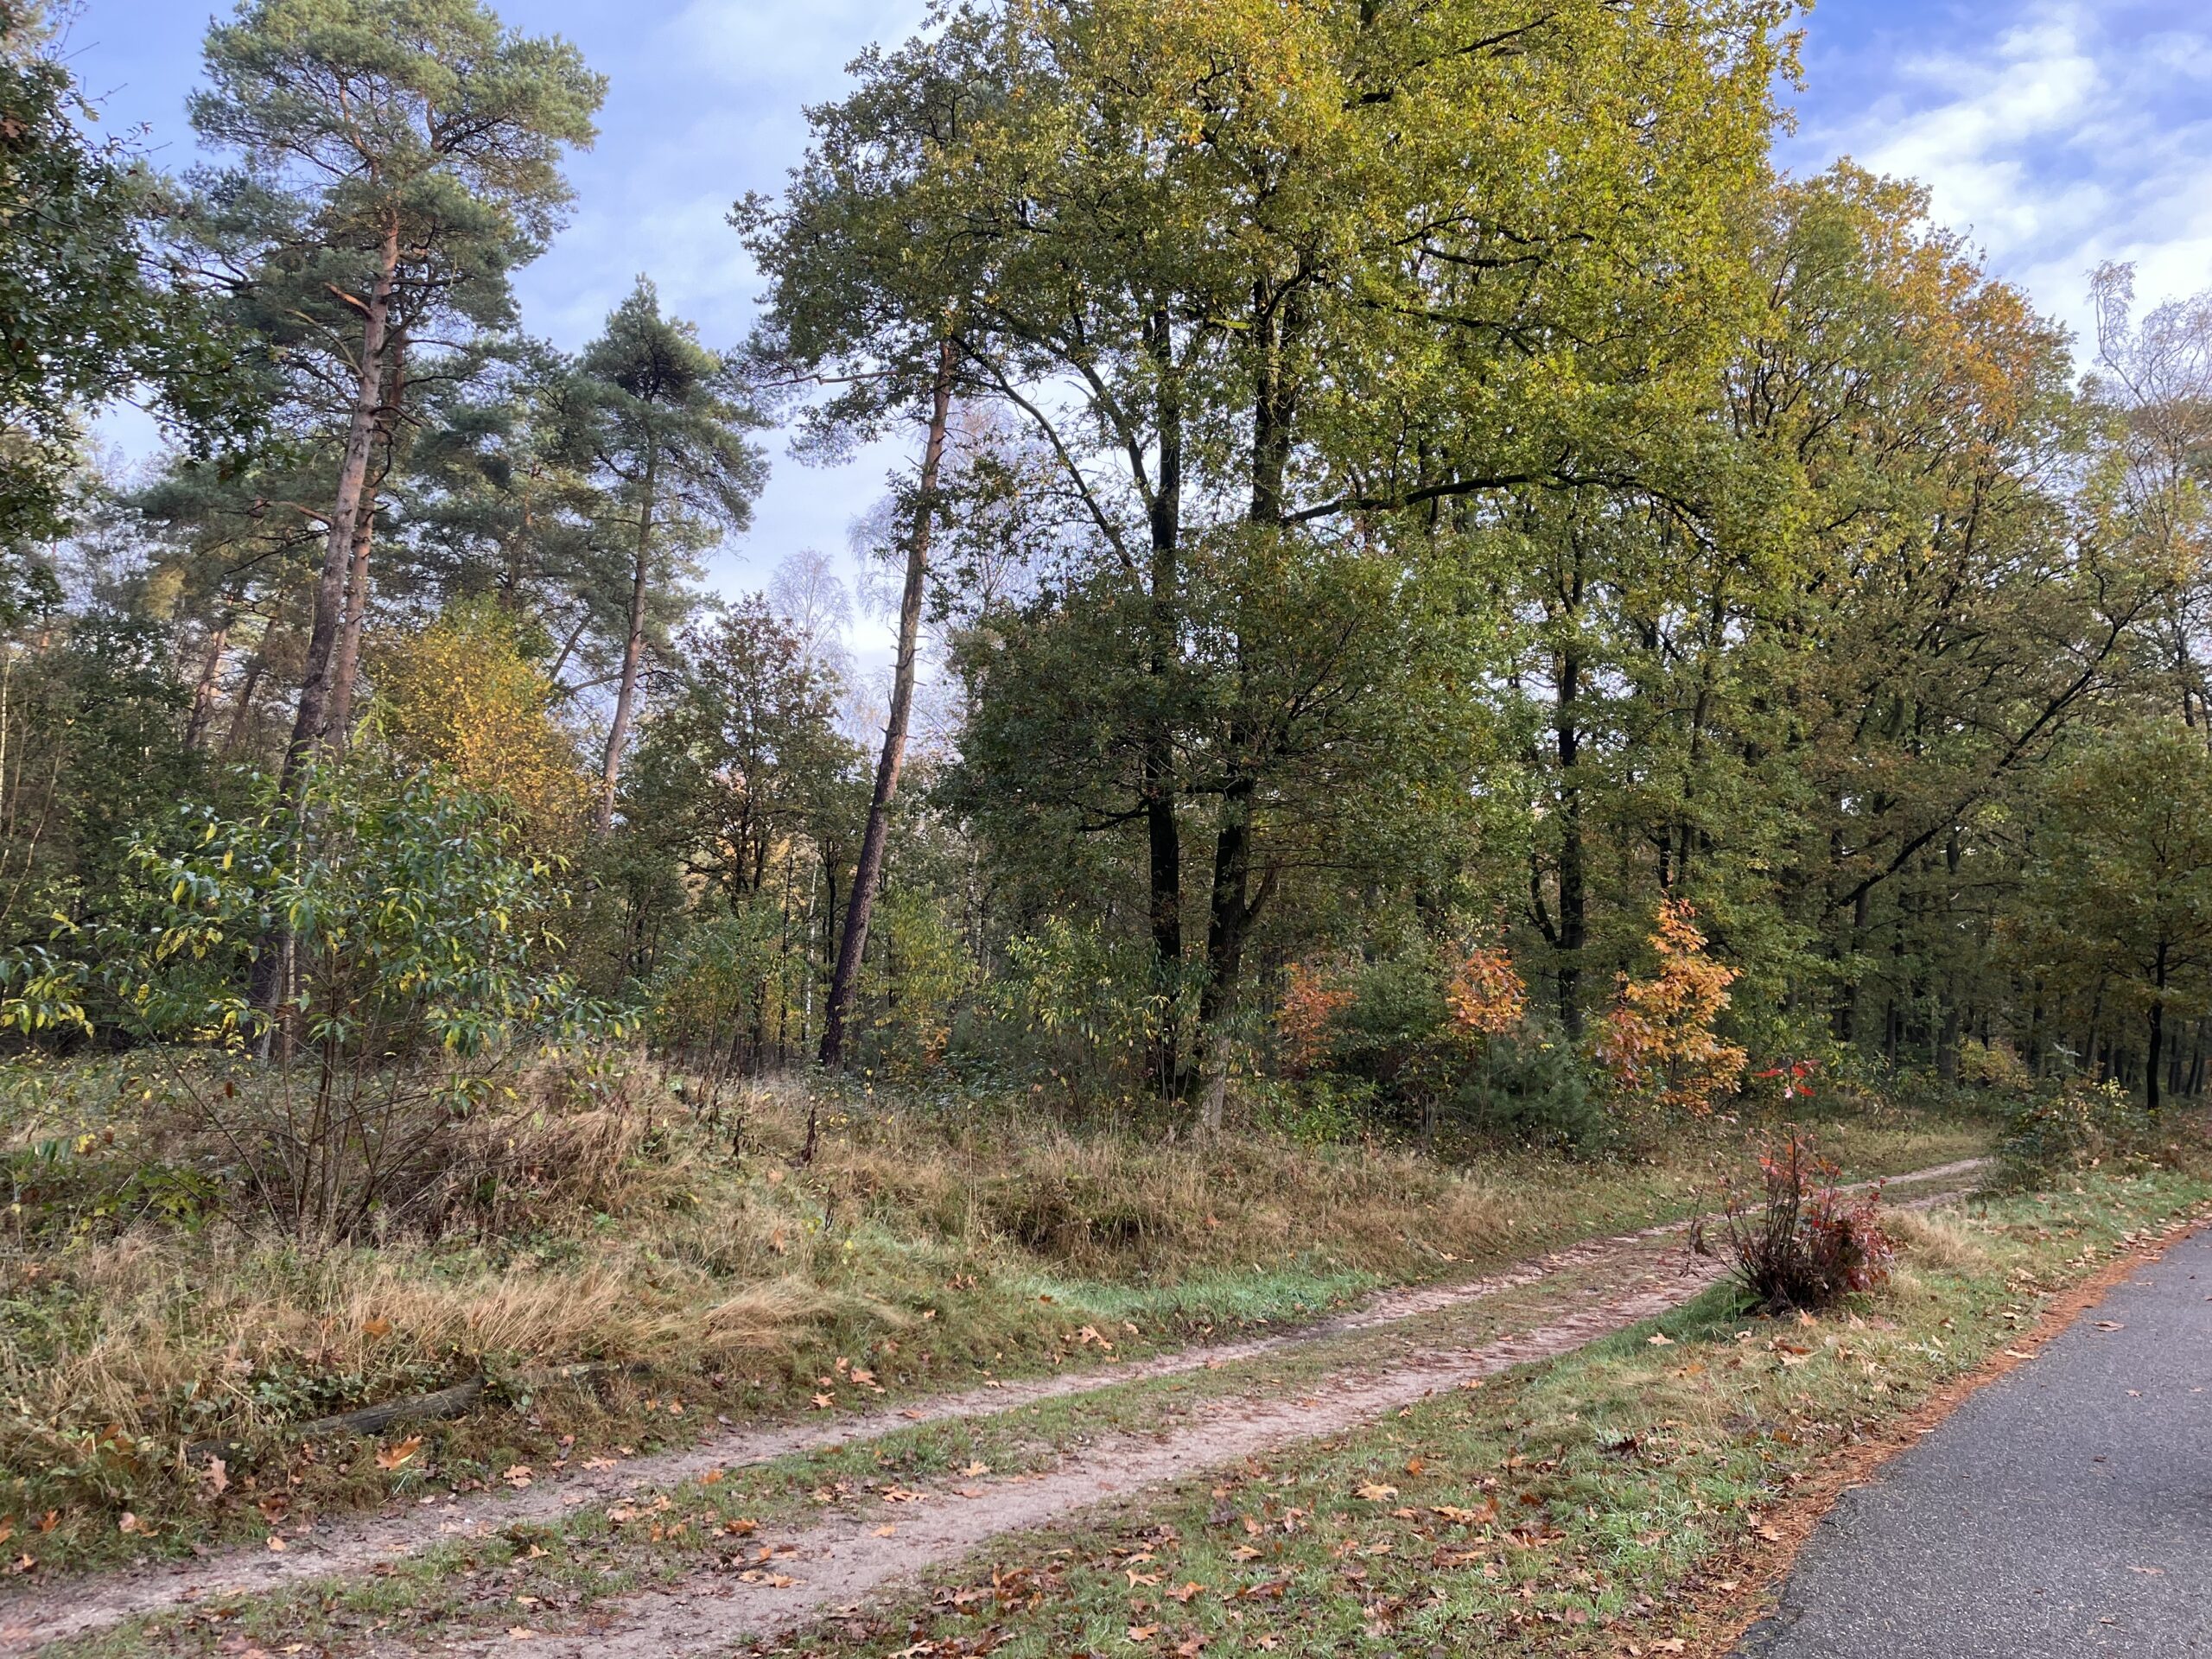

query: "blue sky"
xmin=60 ymin=0 xmax=2212 ymax=612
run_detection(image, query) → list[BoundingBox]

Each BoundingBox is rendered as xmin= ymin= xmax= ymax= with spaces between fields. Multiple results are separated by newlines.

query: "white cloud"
xmin=1796 ymin=1 xmax=2212 ymax=346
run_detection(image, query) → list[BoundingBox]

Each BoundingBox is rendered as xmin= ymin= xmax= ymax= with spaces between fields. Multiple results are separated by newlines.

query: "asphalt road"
xmin=1738 ymin=1221 xmax=2212 ymax=1658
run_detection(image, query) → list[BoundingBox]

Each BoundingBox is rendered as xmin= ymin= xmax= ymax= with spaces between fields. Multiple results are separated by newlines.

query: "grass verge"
xmin=1 ymin=1057 xmax=1982 ymax=1577
xmin=39 ymin=1163 xmax=2190 ymax=1656
xmin=715 ymin=1167 xmax=2203 ymax=1659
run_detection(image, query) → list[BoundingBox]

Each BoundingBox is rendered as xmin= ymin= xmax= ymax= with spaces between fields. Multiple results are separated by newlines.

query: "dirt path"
xmin=412 ymin=1247 xmax=1734 ymax=1657
xmin=0 ymin=1159 xmax=1983 ymax=1654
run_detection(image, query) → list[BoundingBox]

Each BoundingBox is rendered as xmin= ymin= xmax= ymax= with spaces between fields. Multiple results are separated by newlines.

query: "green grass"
xmin=37 ymin=1157 xmax=2100 ymax=1658
xmin=0 ymin=1053 xmax=1985 ymax=1578
xmin=61 ymin=1160 xmax=2182 ymax=1659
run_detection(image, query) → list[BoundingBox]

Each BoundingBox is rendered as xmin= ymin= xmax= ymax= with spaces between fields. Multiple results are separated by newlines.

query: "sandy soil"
xmin=0 ymin=1158 xmax=1984 ymax=1654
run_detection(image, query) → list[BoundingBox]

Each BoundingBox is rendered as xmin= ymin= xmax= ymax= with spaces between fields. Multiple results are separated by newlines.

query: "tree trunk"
xmin=325 ymin=502 xmax=378 ymax=743
xmin=222 ymin=651 xmax=265 ymax=756
xmin=1197 ymin=774 xmax=1272 ymax=1131
xmin=2148 ymin=942 xmax=2169 ymax=1114
xmin=1194 ymin=278 xmax=1300 ymax=1125
xmin=184 ymin=601 xmax=235 ymax=752
xmin=258 ymin=222 xmax=399 ymax=1028
xmin=1142 ymin=308 xmax=1185 ymax=1096
xmin=280 ymin=220 xmax=400 ymax=796
xmin=595 ymin=428 xmax=660 ymax=835
xmin=326 ymin=345 xmax=403 ymax=746
xmin=818 ymin=340 xmax=956 ymax=1070
xmin=1555 ymin=636 xmax=1586 ymax=1039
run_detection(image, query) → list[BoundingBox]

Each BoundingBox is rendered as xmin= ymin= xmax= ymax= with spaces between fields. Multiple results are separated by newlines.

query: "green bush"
xmin=0 ymin=763 xmax=632 ymax=1238
xmin=1993 ymin=1076 xmax=2156 ymax=1190
xmin=1449 ymin=1022 xmax=1610 ymax=1153
xmin=1247 ymin=1073 xmax=1377 ymax=1146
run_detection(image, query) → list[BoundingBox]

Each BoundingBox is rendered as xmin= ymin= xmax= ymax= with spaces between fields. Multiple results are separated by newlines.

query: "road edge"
xmin=1678 ymin=1198 xmax=2212 ymax=1658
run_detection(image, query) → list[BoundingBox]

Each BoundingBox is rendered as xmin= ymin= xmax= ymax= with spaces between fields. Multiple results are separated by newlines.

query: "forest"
xmin=3 ymin=0 xmax=2211 ymax=1654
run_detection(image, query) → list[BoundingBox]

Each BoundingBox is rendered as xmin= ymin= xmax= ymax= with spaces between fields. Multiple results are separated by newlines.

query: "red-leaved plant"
xmin=1693 ymin=1132 xmax=1892 ymax=1314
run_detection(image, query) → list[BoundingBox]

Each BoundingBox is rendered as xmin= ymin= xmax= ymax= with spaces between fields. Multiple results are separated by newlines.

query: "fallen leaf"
xmin=363 ymin=1317 xmax=391 ymax=1339
xmin=1356 ymin=1484 xmax=1398 ymax=1502
xmin=265 ymin=1535 xmax=286 ymax=1553
xmin=874 ymin=1524 xmax=898 ymax=1537
xmin=1647 ymin=1332 xmax=1675 ymax=1346
xmin=962 ymin=1461 xmax=992 ymax=1478
xmin=1126 ymin=1625 xmax=1160 ymax=1643
xmin=375 ymin=1437 xmax=423 ymax=1471
xmin=503 ymin=1465 xmax=532 ymax=1489
xmin=1165 ymin=1581 xmax=1206 ymax=1603
xmin=118 ymin=1513 xmax=144 ymax=1535
xmin=201 ymin=1456 xmax=230 ymax=1497
xmin=810 ymin=1393 xmax=836 ymax=1410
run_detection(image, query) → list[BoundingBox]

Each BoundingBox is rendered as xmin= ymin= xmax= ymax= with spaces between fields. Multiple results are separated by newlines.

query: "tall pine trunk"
xmin=818 ymin=340 xmax=956 ymax=1070
xmin=280 ymin=220 xmax=399 ymax=795
xmin=326 ymin=346 xmax=401 ymax=746
xmin=184 ymin=595 xmax=236 ymax=752
xmin=595 ymin=429 xmax=660 ymax=835
xmin=257 ymin=223 xmax=399 ymax=1031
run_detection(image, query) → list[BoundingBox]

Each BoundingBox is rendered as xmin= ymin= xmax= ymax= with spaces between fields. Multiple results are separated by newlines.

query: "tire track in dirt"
xmin=0 ymin=1159 xmax=1982 ymax=1653
xmin=410 ymin=1252 xmax=1734 ymax=1658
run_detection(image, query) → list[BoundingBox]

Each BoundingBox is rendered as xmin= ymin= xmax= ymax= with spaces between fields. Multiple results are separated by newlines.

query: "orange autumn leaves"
xmin=1275 ymin=899 xmax=1744 ymax=1116
xmin=1275 ymin=940 xmax=1529 ymax=1076
xmin=1276 ymin=961 xmax=1356 ymax=1073
xmin=1598 ymin=899 xmax=1746 ymax=1116
xmin=1445 ymin=945 xmax=1527 ymax=1039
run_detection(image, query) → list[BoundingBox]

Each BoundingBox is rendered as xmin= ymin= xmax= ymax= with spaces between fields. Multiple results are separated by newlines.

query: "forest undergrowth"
xmin=0 ymin=1052 xmax=1985 ymax=1576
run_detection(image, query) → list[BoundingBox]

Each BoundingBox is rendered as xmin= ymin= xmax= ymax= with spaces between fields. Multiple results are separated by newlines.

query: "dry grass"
xmin=1884 ymin=1205 xmax=1996 ymax=1274
xmin=0 ymin=1052 xmax=1986 ymax=1564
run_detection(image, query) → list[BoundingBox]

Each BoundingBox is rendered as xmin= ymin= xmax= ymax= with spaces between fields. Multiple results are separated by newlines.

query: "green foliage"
xmin=982 ymin=917 xmax=1196 ymax=1106
xmin=1 ymin=764 xmax=629 ymax=1233
xmin=188 ymin=0 xmax=605 ymax=310
xmin=11 ymin=764 xmax=598 ymax=1049
xmin=1993 ymin=1076 xmax=2158 ymax=1192
xmin=1451 ymin=1027 xmax=1606 ymax=1154
xmin=638 ymin=898 xmax=789 ymax=1058
xmin=0 ymin=610 xmax=208 ymax=955
xmin=0 ymin=2 xmax=242 ymax=581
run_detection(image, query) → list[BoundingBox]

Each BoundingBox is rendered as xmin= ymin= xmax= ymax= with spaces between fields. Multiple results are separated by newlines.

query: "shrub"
xmin=0 ymin=765 xmax=631 ymax=1239
xmin=1246 ymin=1072 xmax=1376 ymax=1146
xmin=1449 ymin=1022 xmax=1608 ymax=1152
xmin=984 ymin=917 xmax=1192 ymax=1108
xmin=1599 ymin=899 xmax=1747 ymax=1116
xmin=1993 ymin=1076 xmax=2154 ymax=1190
xmin=1694 ymin=1131 xmax=1891 ymax=1313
